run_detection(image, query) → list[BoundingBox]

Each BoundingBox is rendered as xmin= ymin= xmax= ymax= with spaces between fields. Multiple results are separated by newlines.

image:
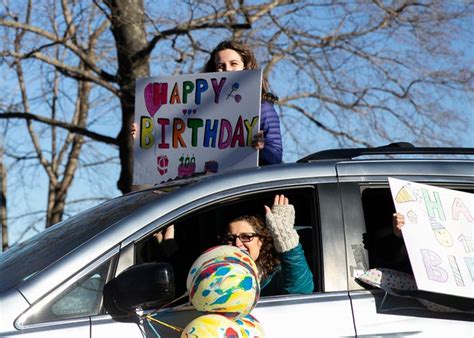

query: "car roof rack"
xmin=297 ymin=142 xmax=474 ymax=163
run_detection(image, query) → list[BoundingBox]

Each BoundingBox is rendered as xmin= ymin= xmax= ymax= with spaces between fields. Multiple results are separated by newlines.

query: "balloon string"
xmin=146 ymin=292 xmax=189 ymax=318
xmin=146 ymin=315 xmax=183 ymax=332
xmin=145 ymin=320 xmax=161 ymax=338
xmin=157 ymin=292 xmax=189 ymax=312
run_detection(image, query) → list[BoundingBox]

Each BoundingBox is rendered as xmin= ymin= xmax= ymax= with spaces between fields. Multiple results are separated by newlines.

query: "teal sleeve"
xmin=261 ymin=243 xmax=314 ymax=296
xmin=280 ymin=243 xmax=314 ymax=294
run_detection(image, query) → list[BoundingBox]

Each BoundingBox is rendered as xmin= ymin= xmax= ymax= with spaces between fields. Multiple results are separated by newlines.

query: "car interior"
xmin=135 ymin=187 xmax=320 ymax=300
xmin=361 ymin=184 xmax=474 ymax=273
xmin=361 ymin=186 xmax=407 ymax=272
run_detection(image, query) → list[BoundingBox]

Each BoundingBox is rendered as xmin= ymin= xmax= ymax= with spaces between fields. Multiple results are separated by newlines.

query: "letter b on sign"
xmin=421 ymin=249 xmax=448 ymax=282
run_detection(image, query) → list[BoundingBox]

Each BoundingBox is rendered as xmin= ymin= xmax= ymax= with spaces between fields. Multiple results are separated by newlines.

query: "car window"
xmin=22 ymin=258 xmax=113 ymax=325
xmin=135 ymin=187 xmax=319 ymax=301
xmin=358 ymin=183 xmax=474 ymax=318
xmin=361 ymin=184 xmax=474 ymax=272
xmin=0 ymin=189 xmax=170 ymax=293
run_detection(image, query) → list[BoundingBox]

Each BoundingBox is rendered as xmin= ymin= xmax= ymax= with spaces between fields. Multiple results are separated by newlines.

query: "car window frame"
xmin=128 ymin=182 xmax=327 ymax=302
xmin=15 ymin=246 xmax=119 ymax=330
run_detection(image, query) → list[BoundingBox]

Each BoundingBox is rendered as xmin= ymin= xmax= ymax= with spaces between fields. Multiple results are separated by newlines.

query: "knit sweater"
xmin=259 ymin=100 xmax=283 ymax=165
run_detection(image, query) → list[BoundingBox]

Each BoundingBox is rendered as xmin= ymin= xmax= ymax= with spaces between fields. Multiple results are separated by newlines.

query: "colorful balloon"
xmin=234 ymin=313 xmax=265 ymax=338
xmin=186 ymin=245 xmax=259 ymax=290
xmin=187 ymin=245 xmax=260 ymax=316
xmin=181 ymin=314 xmax=242 ymax=338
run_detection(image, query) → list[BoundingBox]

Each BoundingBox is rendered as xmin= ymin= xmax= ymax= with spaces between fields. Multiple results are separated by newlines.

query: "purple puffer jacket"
xmin=259 ymin=100 xmax=283 ymax=165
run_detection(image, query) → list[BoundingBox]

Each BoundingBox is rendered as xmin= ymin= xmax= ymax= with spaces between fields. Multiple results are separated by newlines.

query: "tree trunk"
xmin=105 ymin=0 xmax=150 ymax=194
xmin=0 ymin=141 xmax=7 ymax=250
xmin=46 ymin=73 xmax=90 ymax=227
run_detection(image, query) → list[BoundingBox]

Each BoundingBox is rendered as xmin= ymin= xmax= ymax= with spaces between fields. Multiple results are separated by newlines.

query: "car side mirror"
xmin=103 ymin=262 xmax=175 ymax=320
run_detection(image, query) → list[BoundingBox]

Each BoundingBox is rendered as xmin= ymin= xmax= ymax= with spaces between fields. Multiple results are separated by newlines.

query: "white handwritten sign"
xmin=389 ymin=178 xmax=474 ymax=298
xmin=133 ymin=70 xmax=262 ymax=185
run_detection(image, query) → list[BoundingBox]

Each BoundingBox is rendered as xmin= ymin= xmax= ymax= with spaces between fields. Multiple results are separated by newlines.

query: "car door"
xmin=12 ymin=252 xmax=144 ymax=338
xmin=340 ymin=180 xmax=474 ymax=336
xmin=119 ymin=182 xmax=356 ymax=337
xmin=89 ymin=245 xmax=148 ymax=338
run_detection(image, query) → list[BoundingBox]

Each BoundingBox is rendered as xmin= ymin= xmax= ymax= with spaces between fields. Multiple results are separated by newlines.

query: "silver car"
xmin=1 ymin=145 xmax=473 ymax=337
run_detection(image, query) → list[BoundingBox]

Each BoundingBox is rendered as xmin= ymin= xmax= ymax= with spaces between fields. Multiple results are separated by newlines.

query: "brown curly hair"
xmin=204 ymin=40 xmax=278 ymax=103
xmin=224 ymin=215 xmax=280 ymax=281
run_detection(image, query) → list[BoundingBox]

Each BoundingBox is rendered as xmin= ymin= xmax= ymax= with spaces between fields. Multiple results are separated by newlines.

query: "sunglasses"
xmin=221 ymin=233 xmax=259 ymax=244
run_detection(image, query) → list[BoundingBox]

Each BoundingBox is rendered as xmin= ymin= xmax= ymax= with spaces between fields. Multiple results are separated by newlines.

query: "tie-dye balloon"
xmin=181 ymin=314 xmax=242 ymax=338
xmin=233 ymin=313 xmax=265 ymax=337
xmin=187 ymin=245 xmax=260 ymax=317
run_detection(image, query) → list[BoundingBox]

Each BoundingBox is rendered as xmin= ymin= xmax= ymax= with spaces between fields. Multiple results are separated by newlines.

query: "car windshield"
xmin=0 ymin=188 xmax=172 ymax=293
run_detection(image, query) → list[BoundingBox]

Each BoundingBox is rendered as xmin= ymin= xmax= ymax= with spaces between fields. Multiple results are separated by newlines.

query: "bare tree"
xmin=0 ymin=1 xmax=472 ymax=243
xmin=0 ymin=137 xmax=7 ymax=251
xmin=4 ymin=1 xmax=109 ymax=228
xmin=265 ymin=1 xmax=474 ymax=155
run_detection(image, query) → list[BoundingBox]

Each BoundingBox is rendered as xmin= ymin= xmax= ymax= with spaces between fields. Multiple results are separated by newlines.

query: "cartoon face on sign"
xmin=433 ymin=228 xmax=453 ymax=247
xmin=430 ymin=218 xmax=453 ymax=247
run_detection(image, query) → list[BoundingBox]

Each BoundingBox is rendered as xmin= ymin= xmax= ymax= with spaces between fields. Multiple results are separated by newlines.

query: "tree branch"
xmin=0 ymin=18 xmax=117 ymax=83
xmin=0 ymin=112 xmax=118 ymax=145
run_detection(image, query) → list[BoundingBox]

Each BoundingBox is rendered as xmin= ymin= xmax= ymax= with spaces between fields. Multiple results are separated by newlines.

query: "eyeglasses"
xmin=222 ymin=233 xmax=259 ymax=244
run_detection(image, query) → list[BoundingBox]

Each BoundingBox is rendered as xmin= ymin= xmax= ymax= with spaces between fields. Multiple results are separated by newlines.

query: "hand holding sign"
xmin=392 ymin=212 xmax=405 ymax=239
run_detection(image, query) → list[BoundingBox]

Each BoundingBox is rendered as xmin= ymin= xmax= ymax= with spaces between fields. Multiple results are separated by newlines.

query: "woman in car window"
xmin=221 ymin=194 xmax=314 ymax=296
xmin=146 ymin=194 xmax=313 ymax=297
